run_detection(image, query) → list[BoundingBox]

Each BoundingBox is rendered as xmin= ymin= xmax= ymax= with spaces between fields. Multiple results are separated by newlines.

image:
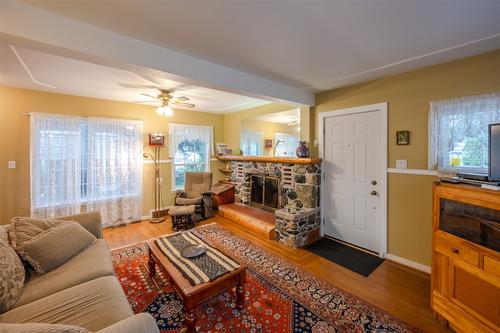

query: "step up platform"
xmin=218 ymin=203 xmax=276 ymax=240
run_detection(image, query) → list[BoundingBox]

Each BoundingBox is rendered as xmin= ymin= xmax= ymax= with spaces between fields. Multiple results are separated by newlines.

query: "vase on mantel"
xmin=296 ymin=141 xmax=310 ymax=158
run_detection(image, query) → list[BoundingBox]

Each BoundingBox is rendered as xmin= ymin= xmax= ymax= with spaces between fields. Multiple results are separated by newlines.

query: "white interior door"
xmin=323 ymin=109 xmax=383 ymax=253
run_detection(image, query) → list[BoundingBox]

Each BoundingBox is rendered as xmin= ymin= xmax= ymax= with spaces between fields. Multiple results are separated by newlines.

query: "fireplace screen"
xmin=250 ymin=175 xmax=279 ymax=210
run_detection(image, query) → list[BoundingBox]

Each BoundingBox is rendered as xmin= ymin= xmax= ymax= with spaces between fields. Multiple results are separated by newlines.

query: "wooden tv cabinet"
xmin=432 ymin=183 xmax=500 ymax=332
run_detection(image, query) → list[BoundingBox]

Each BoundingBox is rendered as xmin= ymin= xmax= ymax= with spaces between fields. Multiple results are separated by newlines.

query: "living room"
xmin=1 ymin=1 xmax=500 ymax=333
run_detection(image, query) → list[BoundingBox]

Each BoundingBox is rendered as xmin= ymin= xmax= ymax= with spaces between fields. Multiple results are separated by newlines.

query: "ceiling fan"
xmin=132 ymin=89 xmax=195 ymax=117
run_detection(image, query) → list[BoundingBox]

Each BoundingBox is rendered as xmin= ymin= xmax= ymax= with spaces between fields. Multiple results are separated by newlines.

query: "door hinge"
xmin=322 ymin=218 xmax=325 ymax=225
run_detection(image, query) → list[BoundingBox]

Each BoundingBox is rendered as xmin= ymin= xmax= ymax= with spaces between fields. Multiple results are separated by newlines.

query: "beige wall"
xmin=315 ymin=49 xmax=500 ymax=266
xmin=241 ymin=118 xmax=299 ymax=156
xmin=0 ymin=87 xmax=225 ymax=224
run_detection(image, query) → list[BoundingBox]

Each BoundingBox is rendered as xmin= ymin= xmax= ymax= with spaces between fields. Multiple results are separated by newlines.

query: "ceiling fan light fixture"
xmin=156 ymin=103 xmax=173 ymax=117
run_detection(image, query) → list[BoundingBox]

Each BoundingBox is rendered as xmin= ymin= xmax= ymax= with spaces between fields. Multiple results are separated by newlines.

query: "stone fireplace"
xmin=224 ymin=156 xmax=322 ymax=248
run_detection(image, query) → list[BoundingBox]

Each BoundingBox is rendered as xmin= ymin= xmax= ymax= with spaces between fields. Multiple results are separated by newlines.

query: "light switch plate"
xmin=313 ymin=140 xmax=318 ymax=147
xmin=396 ymin=159 xmax=407 ymax=169
xmin=8 ymin=161 xmax=16 ymax=169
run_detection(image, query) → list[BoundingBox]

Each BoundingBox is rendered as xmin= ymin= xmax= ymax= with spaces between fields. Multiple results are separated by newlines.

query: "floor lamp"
xmin=144 ymin=133 xmax=167 ymax=223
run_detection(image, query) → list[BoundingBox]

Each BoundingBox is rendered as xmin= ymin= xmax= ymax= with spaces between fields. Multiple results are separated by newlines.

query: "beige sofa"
xmin=0 ymin=212 xmax=159 ymax=333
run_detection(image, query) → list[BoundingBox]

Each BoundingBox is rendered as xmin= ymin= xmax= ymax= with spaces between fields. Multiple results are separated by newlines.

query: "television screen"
xmin=489 ymin=123 xmax=500 ymax=182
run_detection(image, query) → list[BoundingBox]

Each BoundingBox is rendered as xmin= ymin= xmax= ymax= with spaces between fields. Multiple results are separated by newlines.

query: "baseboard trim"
xmin=384 ymin=253 xmax=431 ymax=274
xmin=387 ymin=168 xmax=438 ymax=176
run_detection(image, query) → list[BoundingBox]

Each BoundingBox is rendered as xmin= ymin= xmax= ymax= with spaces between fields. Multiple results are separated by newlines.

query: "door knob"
xmin=370 ymin=190 xmax=378 ymax=196
xmin=371 ymin=180 xmax=377 ymax=185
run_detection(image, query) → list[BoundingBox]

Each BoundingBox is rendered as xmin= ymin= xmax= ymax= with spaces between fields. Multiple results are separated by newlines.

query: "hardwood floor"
xmin=103 ymin=215 xmax=452 ymax=333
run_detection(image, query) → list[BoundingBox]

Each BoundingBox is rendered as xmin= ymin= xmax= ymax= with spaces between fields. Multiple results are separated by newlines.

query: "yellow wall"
xmin=223 ymin=102 xmax=295 ymax=153
xmin=315 ymin=49 xmax=500 ymax=266
xmin=0 ymin=87 xmax=225 ymax=224
xmin=241 ymin=118 xmax=299 ymax=156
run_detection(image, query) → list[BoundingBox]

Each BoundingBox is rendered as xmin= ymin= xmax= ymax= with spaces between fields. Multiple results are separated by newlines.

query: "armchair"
xmin=174 ymin=172 xmax=214 ymax=222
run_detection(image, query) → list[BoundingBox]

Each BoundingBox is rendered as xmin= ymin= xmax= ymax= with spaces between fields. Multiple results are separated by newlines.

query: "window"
xmin=429 ymin=93 xmax=500 ymax=172
xmin=169 ymin=123 xmax=213 ymax=190
xmin=31 ymin=113 xmax=143 ymax=227
xmin=274 ymin=132 xmax=299 ymax=157
xmin=241 ymin=130 xmax=263 ymax=156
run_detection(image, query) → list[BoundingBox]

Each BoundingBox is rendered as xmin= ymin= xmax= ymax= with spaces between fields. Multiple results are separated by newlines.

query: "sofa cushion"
xmin=0 ymin=323 xmax=88 ymax=333
xmin=10 ymin=218 xmax=96 ymax=273
xmin=0 ymin=276 xmax=134 ymax=332
xmin=55 ymin=212 xmax=103 ymax=239
xmin=14 ymin=239 xmax=114 ymax=307
xmin=0 ymin=226 xmax=25 ymax=313
xmin=8 ymin=217 xmax=63 ymax=248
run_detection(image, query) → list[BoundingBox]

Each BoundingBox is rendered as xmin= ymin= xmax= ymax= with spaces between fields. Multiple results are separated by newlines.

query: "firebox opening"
xmin=250 ymin=175 xmax=279 ymax=212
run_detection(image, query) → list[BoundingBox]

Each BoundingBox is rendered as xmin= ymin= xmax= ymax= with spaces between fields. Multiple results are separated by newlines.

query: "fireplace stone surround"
xmin=219 ymin=156 xmax=322 ymax=248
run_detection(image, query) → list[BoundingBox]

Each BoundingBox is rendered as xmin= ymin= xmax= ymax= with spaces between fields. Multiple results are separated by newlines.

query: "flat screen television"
xmin=489 ymin=123 xmax=500 ymax=182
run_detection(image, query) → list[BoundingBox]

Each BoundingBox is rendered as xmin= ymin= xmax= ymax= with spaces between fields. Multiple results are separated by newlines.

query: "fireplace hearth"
xmin=250 ymin=175 xmax=279 ymax=212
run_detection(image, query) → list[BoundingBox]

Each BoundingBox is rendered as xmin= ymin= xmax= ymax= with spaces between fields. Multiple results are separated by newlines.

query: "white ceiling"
xmin=251 ymin=109 xmax=300 ymax=125
xmin=0 ymin=42 xmax=271 ymax=113
xmin=22 ymin=0 xmax=500 ymax=91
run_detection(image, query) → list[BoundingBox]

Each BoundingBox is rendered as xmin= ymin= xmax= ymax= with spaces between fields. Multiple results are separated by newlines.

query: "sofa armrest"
xmin=96 ymin=313 xmax=159 ymax=333
xmin=55 ymin=211 xmax=103 ymax=239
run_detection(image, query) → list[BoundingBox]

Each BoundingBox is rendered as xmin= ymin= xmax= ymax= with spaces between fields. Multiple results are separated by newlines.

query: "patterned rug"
xmin=111 ymin=223 xmax=420 ymax=332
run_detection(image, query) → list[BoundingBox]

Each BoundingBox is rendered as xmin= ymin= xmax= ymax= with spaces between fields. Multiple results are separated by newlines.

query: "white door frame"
xmin=318 ymin=102 xmax=388 ymax=258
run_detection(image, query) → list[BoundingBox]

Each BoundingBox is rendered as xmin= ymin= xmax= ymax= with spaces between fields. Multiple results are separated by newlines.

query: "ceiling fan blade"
xmin=140 ymin=93 xmax=158 ymax=99
xmin=174 ymin=101 xmax=195 ymax=108
xmin=173 ymin=96 xmax=189 ymax=101
xmin=119 ymin=83 xmax=161 ymax=89
xmin=169 ymin=84 xmax=196 ymax=92
xmin=131 ymin=100 xmax=159 ymax=104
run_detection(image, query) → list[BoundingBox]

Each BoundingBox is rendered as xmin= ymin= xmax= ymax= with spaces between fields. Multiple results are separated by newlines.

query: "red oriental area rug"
xmin=111 ymin=223 xmax=419 ymax=332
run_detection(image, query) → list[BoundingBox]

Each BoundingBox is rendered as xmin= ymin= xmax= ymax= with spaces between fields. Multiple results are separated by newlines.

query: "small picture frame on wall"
xmin=264 ymin=139 xmax=273 ymax=148
xmin=148 ymin=133 xmax=165 ymax=146
xmin=396 ymin=131 xmax=410 ymax=145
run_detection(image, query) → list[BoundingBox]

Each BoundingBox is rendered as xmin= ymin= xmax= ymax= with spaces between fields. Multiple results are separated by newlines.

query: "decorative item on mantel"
xmin=216 ymin=155 xmax=322 ymax=248
xmin=296 ymin=141 xmax=310 ymax=158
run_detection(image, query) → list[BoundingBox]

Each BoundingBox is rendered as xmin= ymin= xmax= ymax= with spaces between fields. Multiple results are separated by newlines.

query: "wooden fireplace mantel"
xmin=216 ymin=155 xmax=322 ymax=165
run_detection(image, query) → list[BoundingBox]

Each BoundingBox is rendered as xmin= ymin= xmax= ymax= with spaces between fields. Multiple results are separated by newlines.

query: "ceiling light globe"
xmin=156 ymin=105 xmax=173 ymax=117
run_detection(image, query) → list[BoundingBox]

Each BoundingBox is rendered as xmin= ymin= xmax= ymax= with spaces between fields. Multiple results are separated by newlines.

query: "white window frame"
xmin=274 ymin=132 xmax=299 ymax=157
xmin=240 ymin=130 xmax=264 ymax=156
xmin=428 ymin=92 xmax=500 ymax=173
xmin=169 ymin=123 xmax=213 ymax=191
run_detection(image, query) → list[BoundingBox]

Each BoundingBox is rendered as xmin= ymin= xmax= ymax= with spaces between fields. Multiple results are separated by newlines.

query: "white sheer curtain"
xmin=85 ymin=117 xmax=143 ymax=227
xmin=429 ymin=92 xmax=500 ymax=172
xmin=274 ymin=132 xmax=299 ymax=157
xmin=169 ymin=123 xmax=214 ymax=158
xmin=30 ymin=113 xmax=82 ymax=218
xmin=241 ymin=131 xmax=263 ymax=156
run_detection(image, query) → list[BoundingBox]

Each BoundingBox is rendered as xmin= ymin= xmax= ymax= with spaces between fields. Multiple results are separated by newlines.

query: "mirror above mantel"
xmin=240 ymin=108 xmax=301 ymax=157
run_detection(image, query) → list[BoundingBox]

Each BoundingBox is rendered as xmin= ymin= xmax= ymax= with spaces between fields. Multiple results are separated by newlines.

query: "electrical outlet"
xmin=8 ymin=161 xmax=16 ymax=169
xmin=396 ymin=159 xmax=407 ymax=169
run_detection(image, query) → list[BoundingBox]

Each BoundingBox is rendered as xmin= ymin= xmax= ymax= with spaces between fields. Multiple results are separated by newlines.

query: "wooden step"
xmin=218 ymin=203 xmax=276 ymax=240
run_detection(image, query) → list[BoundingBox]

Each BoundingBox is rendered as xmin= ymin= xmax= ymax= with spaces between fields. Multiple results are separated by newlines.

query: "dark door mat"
xmin=305 ymin=237 xmax=384 ymax=277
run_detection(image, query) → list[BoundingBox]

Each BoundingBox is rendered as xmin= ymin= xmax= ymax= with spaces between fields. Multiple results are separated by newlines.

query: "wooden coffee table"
xmin=146 ymin=238 xmax=246 ymax=333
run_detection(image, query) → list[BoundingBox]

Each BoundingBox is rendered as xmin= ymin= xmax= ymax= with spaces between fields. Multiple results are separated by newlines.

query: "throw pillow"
xmin=10 ymin=218 xmax=96 ymax=274
xmin=0 ymin=226 xmax=25 ymax=313
xmin=0 ymin=323 xmax=88 ymax=333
